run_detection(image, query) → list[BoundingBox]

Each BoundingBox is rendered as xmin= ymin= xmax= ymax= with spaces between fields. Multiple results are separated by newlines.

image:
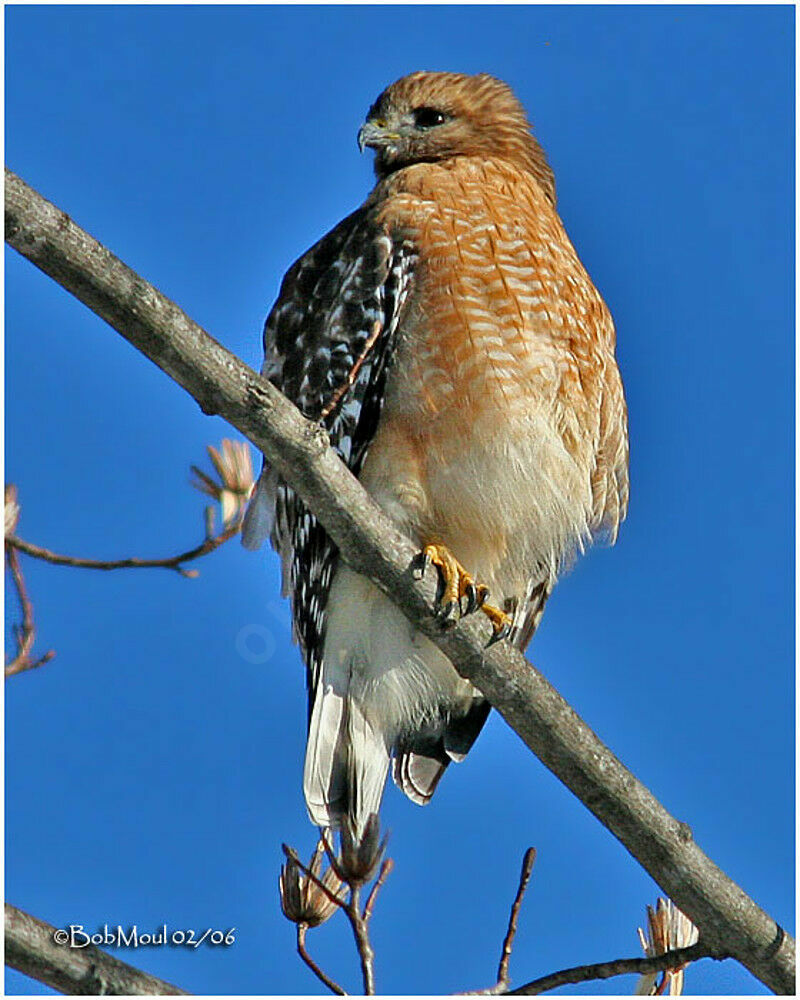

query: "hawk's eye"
xmin=413 ymin=106 xmax=447 ymax=129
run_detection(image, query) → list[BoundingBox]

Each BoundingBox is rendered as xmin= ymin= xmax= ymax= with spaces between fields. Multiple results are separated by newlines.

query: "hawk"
xmin=244 ymin=71 xmax=629 ymax=834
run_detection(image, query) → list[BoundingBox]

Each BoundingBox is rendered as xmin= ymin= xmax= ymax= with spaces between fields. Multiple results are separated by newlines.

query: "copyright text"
xmin=52 ymin=924 xmax=236 ymax=949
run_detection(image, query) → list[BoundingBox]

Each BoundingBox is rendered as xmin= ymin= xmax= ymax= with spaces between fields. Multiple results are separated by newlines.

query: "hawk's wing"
xmin=591 ymin=358 xmax=630 ymax=545
xmin=242 ymin=208 xmax=417 ymax=706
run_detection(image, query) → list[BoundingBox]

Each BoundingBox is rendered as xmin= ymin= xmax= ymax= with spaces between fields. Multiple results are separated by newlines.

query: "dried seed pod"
xmin=5 ymin=484 xmax=20 ymax=537
xmin=635 ymin=897 xmax=699 ymax=996
xmin=279 ymin=841 xmax=345 ymax=927
xmin=190 ymin=439 xmax=254 ymax=526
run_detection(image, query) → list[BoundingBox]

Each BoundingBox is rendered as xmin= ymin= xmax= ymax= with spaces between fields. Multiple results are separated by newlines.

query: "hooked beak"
xmin=357 ymin=119 xmax=397 ymax=153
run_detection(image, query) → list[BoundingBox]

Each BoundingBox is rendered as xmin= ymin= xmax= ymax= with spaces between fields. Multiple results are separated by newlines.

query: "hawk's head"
xmin=357 ymin=71 xmax=555 ymax=204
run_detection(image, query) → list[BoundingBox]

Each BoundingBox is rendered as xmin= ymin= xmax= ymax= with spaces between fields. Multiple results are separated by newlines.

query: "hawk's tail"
xmin=303 ymin=683 xmax=390 ymax=835
xmin=392 ymin=698 xmax=491 ymax=805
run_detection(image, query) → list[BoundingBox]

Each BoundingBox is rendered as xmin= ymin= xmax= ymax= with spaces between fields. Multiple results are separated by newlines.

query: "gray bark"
xmin=5 ymin=903 xmax=189 ymax=995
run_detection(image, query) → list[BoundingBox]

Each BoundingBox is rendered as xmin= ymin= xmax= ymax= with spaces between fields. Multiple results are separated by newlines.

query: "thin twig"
xmin=317 ymin=828 xmax=383 ymax=994
xmin=462 ymin=848 xmax=537 ymax=995
xmin=496 ymin=848 xmax=537 ymax=990
xmin=348 ymin=886 xmax=376 ymax=995
xmin=320 ymin=827 xmax=344 ymax=881
xmin=5 ymin=545 xmax=55 ymax=677
xmin=283 ymin=842 xmax=380 ymax=994
xmin=6 ymin=519 xmax=241 ymax=579
xmin=506 ymin=942 xmax=720 ymax=995
xmin=363 ymin=858 xmax=393 ymax=922
xmin=296 ymin=923 xmax=347 ymax=996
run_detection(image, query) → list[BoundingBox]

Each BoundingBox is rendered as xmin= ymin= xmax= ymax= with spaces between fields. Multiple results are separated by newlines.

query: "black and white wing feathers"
xmin=243 ymin=208 xmax=417 ymax=708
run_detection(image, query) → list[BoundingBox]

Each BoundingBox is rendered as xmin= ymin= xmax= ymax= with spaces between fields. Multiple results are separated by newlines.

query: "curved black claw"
xmin=461 ymin=582 xmax=490 ymax=617
xmin=486 ymin=620 xmax=513 ymax=647
xmin=438 ymin=598 xmax=459 ymax=624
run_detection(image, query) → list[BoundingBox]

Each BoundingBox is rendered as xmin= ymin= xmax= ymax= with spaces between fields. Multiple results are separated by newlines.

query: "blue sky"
xmin=5 ymin=5 xmax=793 ymax=996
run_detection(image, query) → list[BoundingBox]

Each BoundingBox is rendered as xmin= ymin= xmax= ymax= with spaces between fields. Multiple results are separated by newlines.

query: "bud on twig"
xmin=337 ymin=813 xmax=388 ymax=887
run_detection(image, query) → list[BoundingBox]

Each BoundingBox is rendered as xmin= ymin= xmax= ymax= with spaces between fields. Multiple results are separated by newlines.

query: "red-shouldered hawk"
xmin=243 ymin=71 xmax=629 ymax=834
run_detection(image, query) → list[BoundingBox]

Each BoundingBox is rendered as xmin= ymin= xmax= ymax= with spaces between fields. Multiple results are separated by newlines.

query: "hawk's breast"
xmin=359 ymin=157 xmax=610 ymax=591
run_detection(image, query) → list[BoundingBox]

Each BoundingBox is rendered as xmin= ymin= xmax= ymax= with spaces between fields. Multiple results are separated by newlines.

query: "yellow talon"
xmin=420 ymin=543 xmax=513 ymax=642
xmin=480 ymin=601 xmax=514 ymax=645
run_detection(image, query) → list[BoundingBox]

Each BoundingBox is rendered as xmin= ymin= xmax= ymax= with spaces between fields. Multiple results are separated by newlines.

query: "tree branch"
xmin=5 ymin=167 xmax=794 ymax=995
xmin=296 ymin=924 xmax=347 ymax=996
xmin=507 ymin=941 xmax=717 ymax=995
xmin=284 ymin=840 xmax=390 ymax=995
xmin=363 ymin=858 xmax=393 ymax=923
xmin=495 ymin=848 xmax=536 ymax=993
xmin=4 ymin=903 xmax=189 ymax=995
xmin=463 ymin=848 xmax=537 ymax=995
xmin=6 ymin=519 xmax=241 ymax=579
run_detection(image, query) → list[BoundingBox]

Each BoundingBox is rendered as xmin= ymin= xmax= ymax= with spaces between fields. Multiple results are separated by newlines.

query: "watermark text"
xmin=52 ymin=924 xmax=236 ymax=949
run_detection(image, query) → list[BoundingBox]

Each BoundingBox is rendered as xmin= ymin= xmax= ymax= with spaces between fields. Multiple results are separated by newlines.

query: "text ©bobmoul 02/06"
xmin=52 ymin=924 xmax=237 ymax=949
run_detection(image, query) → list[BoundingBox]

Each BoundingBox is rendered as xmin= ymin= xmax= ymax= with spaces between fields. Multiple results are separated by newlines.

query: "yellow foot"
xmin=418 ymin=543 xmax=514 ymax=644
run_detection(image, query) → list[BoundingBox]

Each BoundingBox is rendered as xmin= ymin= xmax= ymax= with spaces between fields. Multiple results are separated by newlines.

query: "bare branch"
xmin=334 ymin=815 xmax=390 ymax=994
xmin=283 ymin=840 xmax=386 ymax=995
xmin=347 ymin=886 xmax=376 ymax=995
xmin=296 ymin=924 xmax=347 ymax=996
xmin=507 ymin=941 xmax=719 ymax=995
xmin=5 ymin=167 xmax=794 ymax=995
xmin=363 ymin=858 xmax=393 ymax=922
xmin=6 ymin=519 xmax=241 ymax=580
xmin=462 ymin=848 xmax=536 ymax=996
xmin=5 ymin=544 xmax=55 ymax=677
xmin=4 ymin=902 xmax=189 ymax=995
xmin=496 ymin=848 xmax=536 ymax=991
